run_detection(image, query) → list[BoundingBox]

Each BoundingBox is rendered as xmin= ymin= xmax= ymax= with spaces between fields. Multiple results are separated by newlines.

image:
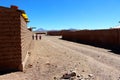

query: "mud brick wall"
xmin=0 ymin=7 xmax=21 ymax=71
xmin=118 ymin=29 xmax=120 ymax=47
xmin=20 ymin=16 xmax=33 ymax=69
xmin=0 ymin=6 xmax=33 ymax=72
xmin=47 ymin=31 xmax=62 ymax=36
xmin=62 ymin=29 xmax=120 ymax=47
xmin=62 ymin=31 xmax=76 ymax=41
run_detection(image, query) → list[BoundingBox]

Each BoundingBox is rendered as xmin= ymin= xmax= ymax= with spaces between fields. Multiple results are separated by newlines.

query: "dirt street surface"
xmin=0 ymin=36 xmax=120 ymax=80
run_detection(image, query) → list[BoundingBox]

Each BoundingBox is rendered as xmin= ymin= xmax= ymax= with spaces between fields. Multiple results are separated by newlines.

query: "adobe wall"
xmin=0 ymin=7 xmax=21 ymax=71
xmin=47 ymin=31 xmax=62 ymax=36
xmin=62 ymin=29 xmax=120 ymax=47
xmin=0 ymin=6 xmax=33 ymax=72
xmin=119 ymin=29 xmax=120 ymax=46
xmin=20 ymin=16 xmax=33 ymax=69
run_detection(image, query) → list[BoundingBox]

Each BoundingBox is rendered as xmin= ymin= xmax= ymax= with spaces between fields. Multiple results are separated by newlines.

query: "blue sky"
xmin=1 ymin=0 xmax=120 ymax=30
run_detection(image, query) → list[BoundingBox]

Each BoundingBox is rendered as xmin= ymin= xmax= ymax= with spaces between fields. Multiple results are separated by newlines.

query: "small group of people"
xmin=32 ymin=34 xmax=41 ymax=40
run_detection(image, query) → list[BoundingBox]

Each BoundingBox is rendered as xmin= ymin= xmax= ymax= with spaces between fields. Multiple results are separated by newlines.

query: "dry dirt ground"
xmin=0 ymin=35 xmax=120 ymax=80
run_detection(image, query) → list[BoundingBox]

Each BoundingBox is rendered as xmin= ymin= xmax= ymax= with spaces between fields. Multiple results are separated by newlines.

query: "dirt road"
xmin=0 ymin=36 xmax=120 ymax=80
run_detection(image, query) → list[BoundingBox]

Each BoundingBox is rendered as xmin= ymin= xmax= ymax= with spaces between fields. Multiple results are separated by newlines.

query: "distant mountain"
xmin=68 ymin=28 xmax=77 ymax=31
xmin=35 ymin=28 xmax=47 ymax=32
xmin=61 ymin=28 xmax=77 ymax=31
xmin=110 ymin=25 xmax=120 ymax=29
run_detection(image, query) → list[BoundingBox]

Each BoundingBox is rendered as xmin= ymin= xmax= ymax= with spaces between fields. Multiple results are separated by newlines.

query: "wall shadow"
xmin=0 ymin=70 xmax=19 ymax=75
xmin=60 ymin=38 xmax=120 ymax=55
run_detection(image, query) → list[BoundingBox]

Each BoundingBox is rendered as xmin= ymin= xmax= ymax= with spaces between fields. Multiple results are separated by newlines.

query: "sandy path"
xmin=0 ymin=35 xmax=120 ymax=80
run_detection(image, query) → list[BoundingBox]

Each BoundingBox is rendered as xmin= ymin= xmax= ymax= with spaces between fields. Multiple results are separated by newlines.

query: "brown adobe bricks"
xmin=62 ymin=29 xmax=120 ymax=47
xmin=0 ymin=6 xmax=33 ymax=72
